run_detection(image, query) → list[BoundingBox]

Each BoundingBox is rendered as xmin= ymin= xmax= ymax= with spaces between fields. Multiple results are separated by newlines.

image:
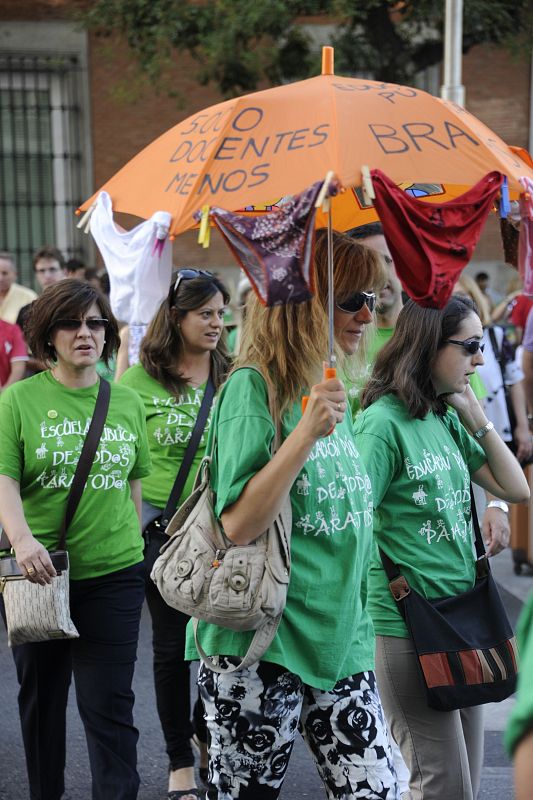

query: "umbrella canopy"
xmin=80 ymin=48 xmax=533 ymax=236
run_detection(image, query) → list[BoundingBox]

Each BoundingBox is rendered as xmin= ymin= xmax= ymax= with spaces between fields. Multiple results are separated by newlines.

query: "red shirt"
xmin=0 ymin=320 xmax=28 ymax=386
xmin=509 ymin=294 xmax=533 ymax=331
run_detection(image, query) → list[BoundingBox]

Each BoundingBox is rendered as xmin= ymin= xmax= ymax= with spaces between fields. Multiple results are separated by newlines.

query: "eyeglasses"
xmin=336 ymin=291 xmax=376 ymax=314
xmin=53 ymin=318 xmax=109 ymax=332
xmin=173 ymin=269 xmax=214 ymax=297
xmin=445 ymin=338 xmax=485 ymax=355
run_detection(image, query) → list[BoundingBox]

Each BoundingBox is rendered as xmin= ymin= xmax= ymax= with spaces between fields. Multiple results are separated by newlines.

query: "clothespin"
xmin=361 ymin=166 xmax=375 ymax=207
xmin=315 ymin=170 xmax=335 ymax=211
xmin=76 ymin=201 xmax=97 ymax=234
xmin=152 ymin=220 xmax=169 ymax=257
xmin=499 ymin=176 xmax=511 ymax=219
xmin=197 ymin=205 xmax=211 ymax=249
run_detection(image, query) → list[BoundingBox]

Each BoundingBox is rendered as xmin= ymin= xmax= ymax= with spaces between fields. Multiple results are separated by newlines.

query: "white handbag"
xmin=1 ymin=553 xmax=79 ymax=647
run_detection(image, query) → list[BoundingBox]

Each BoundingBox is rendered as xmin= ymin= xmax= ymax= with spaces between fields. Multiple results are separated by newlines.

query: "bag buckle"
xmin=389 ymin=575 xmax=410 ymax=601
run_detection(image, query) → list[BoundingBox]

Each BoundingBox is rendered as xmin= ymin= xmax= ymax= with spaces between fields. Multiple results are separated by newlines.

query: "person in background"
xmin=226 ymin=275 xmax=252 ymax=355
xmin=346 ymin=222 xmax=403 ymax=417
xmin=355 ymin=295 xmax=529 ymax=800
xmin=120 ymin=269 xmax=231 ymax=800
xmin=115 ymin=324 xmax=148 ymax=381
xmin=0 ymin=318 xmax=28 ymax=391
xmin=505 ymin=590 xmax=533 ymax=800
xmin=185 ymin=230 xmax=400 ymax=799
xmin=475 ymin=270 xmax=500 ymax=309
xmin=0 ymin=252 xmax=37 ymax=324
xmin=65 ymin=257 xmax=87 ymax=281
xmin=521 ymin=306 xmax=533 ymax=419
xmin=0 ymin=279 xmax=151 ymax=800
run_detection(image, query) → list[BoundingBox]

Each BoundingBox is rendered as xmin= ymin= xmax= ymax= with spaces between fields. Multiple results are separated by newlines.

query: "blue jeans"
xmin=6 ymin=561 xmax=145 ymax=800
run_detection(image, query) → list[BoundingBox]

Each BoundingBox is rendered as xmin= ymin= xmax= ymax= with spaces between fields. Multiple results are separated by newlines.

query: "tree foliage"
xmin=80 ymin=0 xmax=532 ymax=97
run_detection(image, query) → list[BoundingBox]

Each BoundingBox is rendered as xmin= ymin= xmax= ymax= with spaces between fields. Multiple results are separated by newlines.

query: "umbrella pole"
xmin=327 ymin=204 xmax=336 ymax=370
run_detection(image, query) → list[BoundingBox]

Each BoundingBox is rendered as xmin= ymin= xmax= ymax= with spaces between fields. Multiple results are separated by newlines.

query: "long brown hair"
xmin=235 ymin=229 xmax=386 ymax=414
xmin=140 ymin=271 xmax=231 ymax=396
xmin=361 ymin=295 xmax=478 ymax=418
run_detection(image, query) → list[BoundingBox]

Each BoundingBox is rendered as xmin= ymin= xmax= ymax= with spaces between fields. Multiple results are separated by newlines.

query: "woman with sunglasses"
xmin=120 ymin=268 xmax=230 ymax=800
xmin=184 ymin=231 xmax=400 ymax=800
xmin=354 ymin=296 xmax=529 ymax=800
xmin=0 ymin=279 xmax=151 ymax=800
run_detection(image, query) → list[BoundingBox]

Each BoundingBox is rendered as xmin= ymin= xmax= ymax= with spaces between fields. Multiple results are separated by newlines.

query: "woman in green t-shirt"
xmin=354 ymin=296 xmax=529 ymax=800
xmin=120 ymin=269 xmax=231 ymax=800
xmin=187 ymin=230 xmax=400 ymax=799
xmin=0 ymin=279 xmax=151 ymax=800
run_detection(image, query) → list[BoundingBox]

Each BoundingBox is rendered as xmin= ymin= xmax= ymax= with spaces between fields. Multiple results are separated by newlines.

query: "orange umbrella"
xmin=79 ymin=47 xmax=533 ymax=237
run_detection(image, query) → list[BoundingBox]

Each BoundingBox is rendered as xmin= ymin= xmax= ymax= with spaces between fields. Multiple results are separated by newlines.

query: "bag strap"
xmin=160 ymin=373 xmax=215 ymax=528
xmin=192 ymin=615 xmax=282 ymax=674
xmin=57 ymin=378 xmax=111 ymax=550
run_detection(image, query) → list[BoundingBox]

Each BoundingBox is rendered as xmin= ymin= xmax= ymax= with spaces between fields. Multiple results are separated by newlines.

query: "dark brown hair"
xmin=32 ymin=245 xmax=65 ymax=270
xmin=361 ymin=295 xmax=478 ymax=418
xmin=140 ymin=271 xmax=231 ymax=396
xmin=25 ymin=279 xmax=120 ymax=366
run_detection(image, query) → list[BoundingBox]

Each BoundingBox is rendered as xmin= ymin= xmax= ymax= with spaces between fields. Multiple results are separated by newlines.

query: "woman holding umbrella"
xmin=185 ymin=229 xmax=400 ymax=799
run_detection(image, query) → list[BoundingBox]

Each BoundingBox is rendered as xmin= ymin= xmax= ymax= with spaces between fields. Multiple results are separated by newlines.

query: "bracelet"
xmin=473 ymin=421 xmax=494 ymax=439
xmin=487 ymin=500 xmax=509 ymax=514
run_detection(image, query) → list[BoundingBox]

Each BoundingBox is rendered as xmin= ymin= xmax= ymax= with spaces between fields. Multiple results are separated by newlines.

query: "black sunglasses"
xmin=173 ymin=269 xmax=214 ymax=297
xmin=53 ymin=318 xmax=109 ymax=332
xmin=446 ymin=338 xmax=485 ymax=355
xmin=336 ymin=291 xmax=376 ymax=314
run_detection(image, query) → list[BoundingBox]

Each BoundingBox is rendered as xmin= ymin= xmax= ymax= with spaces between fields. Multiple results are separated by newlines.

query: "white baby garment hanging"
xmin=90 ymin=191 xmax=172 ymax=324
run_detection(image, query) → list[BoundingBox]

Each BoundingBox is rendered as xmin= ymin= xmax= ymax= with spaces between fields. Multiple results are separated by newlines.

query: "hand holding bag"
xmin=380 ymin=487 xmax=518 ymax=711
xmin=0 ymin=378 xmax=111 ymax=647
xmin=150 ymin=367 xmax=292 ymax=673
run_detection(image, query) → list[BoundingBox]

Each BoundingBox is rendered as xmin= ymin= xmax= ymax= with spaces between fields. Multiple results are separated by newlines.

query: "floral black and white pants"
xmin=198 ymin=658 xmax=400 ymax=800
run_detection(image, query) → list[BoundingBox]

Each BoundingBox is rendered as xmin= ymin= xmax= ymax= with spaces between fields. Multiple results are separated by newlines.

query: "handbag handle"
xmin=57 ymin=378 xmax=111 ymax=550
xmin=159 ymin=373 xmax=216 ymax=528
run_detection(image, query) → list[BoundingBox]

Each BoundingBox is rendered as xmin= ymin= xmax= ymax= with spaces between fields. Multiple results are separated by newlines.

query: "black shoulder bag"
xmin=379 ymin=487 xmax=518 ymax=712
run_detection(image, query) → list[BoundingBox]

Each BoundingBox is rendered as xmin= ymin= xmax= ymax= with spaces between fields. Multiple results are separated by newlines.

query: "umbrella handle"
xmin=302 ymin=366 xmax=337 ymax=436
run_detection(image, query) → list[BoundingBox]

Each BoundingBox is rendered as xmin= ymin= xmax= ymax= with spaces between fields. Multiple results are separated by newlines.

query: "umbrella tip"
xmin=321 ymin=46 xmax=334 ymax=76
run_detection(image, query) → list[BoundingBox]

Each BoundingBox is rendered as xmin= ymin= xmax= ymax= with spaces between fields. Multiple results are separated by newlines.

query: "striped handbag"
xmin=380 ymin=489 xmax=518 ymax=712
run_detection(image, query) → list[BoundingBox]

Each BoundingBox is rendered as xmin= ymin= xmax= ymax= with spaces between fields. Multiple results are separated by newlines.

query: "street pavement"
xmin=0 ymin=548 xmax=530 ymax=800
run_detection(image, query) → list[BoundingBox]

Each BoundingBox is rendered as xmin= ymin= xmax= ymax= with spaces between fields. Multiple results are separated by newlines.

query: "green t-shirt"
xmin=184 ymin=368 xmax=375 ymax=689
xmin=120 ymin=363 xmax=213 ymax=509
xmin=505 ymin=591 xmax=533 ymax=756
xmin=0 ymin=371 xmax=151 ymax=580
xmin=354 ymin=394 xmax=487 ymax=638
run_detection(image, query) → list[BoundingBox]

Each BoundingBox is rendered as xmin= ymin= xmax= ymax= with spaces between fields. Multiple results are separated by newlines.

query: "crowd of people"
xmin=0 ymin=234 xmax=533 ymax=800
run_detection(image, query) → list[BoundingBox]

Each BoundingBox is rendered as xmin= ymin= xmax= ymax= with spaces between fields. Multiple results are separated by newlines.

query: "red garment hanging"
xmin=370 ymin=169 xmax=503 ymax=308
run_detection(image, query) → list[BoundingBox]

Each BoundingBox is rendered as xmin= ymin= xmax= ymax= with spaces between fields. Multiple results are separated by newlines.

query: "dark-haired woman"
xmin=120 ymin=269 xmax=231 ymax=800
xmin=0 ymin=279 xmax=151 ymax=800
xmin=354 ymin=296 xmax=529 ymax=800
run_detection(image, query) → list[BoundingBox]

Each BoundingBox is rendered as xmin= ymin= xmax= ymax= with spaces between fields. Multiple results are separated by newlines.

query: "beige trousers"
xmin=375 ymin=635 xmax=484 ymax=800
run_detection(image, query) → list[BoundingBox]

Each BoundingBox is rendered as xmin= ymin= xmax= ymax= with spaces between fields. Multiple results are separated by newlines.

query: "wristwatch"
xmin=473 ymin=421 xmax=494 ymax=439
xmin=486 ymin=500 xmax=509 ymax=514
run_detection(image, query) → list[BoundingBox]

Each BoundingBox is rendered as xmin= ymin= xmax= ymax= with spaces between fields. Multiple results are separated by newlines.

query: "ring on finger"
xmin=337 ymin=402 xmax=342 ymax=412
xmin=27 ymin=566 xmax=35 ymax=575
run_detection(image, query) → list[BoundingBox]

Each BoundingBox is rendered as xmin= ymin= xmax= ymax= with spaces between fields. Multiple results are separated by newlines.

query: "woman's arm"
xmin=446 ymin=386 xmax=530 ymax=503
xmin=510 ymin=381 xmax=532 ymax=463
xmin=0 ymin=475 xmax=56 ymax=584
xmin=515 ymin=729 xmax=533 ymax=800
xmin=129 ymin=478 xmax=143 ymax=529
xmin=221 ymin=376 xmax=346 ymax=545
xmin=114 ymin=325 xmax=130 ymax=381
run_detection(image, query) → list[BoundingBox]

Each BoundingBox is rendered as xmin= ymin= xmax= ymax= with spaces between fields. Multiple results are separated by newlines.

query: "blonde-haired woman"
xmin=185 ymin=230 xmax=400 ymax=799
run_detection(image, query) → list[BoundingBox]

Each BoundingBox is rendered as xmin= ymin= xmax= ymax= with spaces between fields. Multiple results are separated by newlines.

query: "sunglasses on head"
xmin=336 ymin=291 xmax=376 ymax=314
xmin=173 ymin=268 xmax=214 ymax=297
xmin=53 ymin=318 xmax=109 ymax=332
xmin=445 ymin=338 xmax=485 ymax=355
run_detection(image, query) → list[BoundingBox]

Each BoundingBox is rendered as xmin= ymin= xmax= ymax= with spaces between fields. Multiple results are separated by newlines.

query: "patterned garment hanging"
xmin=204 ymin=181 xmax=324 ymax=306
xmin=519 ymin=177 xmax=533 ymax=296
xmin=370 ymin=169 xmax=504 ymax=308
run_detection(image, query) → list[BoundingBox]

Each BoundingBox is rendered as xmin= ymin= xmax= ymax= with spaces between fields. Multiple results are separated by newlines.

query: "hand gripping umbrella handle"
xmin=302 ymin=366 xmax=337 ymax=436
